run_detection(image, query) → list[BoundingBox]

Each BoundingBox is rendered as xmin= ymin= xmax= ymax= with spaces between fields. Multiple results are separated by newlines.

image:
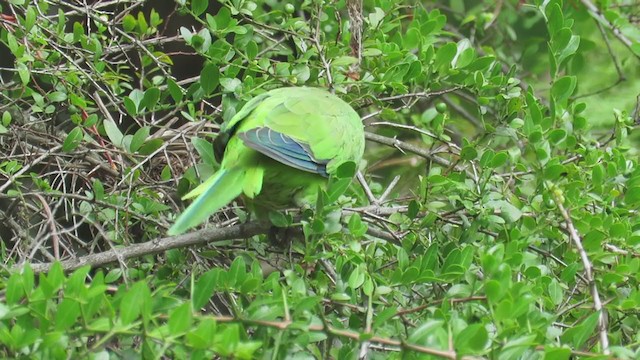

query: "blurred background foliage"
xmin=0 ymin=0 xmax=640 ymax=358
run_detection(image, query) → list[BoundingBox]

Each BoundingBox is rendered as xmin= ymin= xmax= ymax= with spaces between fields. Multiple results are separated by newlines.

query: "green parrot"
xmin=168 ymin=87 xmax=365 ymax=235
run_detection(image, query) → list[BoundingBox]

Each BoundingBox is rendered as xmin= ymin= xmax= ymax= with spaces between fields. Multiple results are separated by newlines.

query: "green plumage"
xmin=168 ymin=87 xmax=365 ymax=235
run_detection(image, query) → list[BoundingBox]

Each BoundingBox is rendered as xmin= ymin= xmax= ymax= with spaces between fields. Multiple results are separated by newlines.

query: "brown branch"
xmin=376 ymin=87 xmax=464 ymax=103
xmin=364 ymin=132 xmax=466 ymax=173
xmin=32 ymin=193 xmax=60 ymax=260
xmin=313 ymin=2 xmax=333 ymax=88
xmin=347 ymin=0 xmax=363 ymax=79
xmin=26 ymin=221 xmax=270 ymax=273
xmin=579 ymin=0 xmax=640 ymax=61
xmin=395 ymin=296 xmax=487 ymax=316
xmin=215 ymin=316 xmax=458 ymax=359
xmin=0 ymin=144 xmax=63 ymax=193
xmin=212 ymin=314 xmax=611 ymax=359
xmin=551 ymin=184 xmax=610 ymax=354
xmin=23 ymin=215 xmax=404 ymax=273
xmin=368 ymin=121 xmax=461 ymax=152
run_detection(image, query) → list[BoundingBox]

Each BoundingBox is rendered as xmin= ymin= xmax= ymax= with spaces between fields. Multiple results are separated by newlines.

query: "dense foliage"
xmin=1 ymin=0 xmax=640 ymax=358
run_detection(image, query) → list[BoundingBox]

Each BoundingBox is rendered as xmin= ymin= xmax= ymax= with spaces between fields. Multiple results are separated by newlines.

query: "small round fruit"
xmin=285 ymin=4 xmax=295 ymax=14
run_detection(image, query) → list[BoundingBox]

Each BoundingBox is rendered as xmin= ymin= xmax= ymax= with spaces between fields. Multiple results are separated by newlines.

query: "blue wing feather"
xmin=238 ymin=127 xmax=329 ymax=177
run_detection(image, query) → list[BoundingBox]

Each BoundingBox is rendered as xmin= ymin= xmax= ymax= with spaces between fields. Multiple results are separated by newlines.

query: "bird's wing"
xmin=238 ymin=127 xmax=329 ymax=177
xmin=258 ymin=88 xmax=364 ymax=175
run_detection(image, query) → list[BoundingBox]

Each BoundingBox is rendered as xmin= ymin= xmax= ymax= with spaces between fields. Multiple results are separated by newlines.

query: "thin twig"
xmin=215 ymin=316 xmax=458 ymax=359
xmin=32 ymin=193 xmax=60 ymax=260
xmin=579 ymin=0 xmax=640 ymax=60
xmin=357 ymin=171 xmax=377 ymax=203
xmin=364 ymin=132 xmax=467 ymax=173
xmin=24 ymin=221 xmax=270 ymax=273
xmin=551 ymin=184 xmax=609 ymax=354
xmin=347 ymin=0 xmax=363 ymax=78
xmin=377 ymin=87 xmax=463 ymax=102
xmin=0 ymin=144 xmax=63 ymax=193
xmin=378 ymin=176 xmax=401 ymax=204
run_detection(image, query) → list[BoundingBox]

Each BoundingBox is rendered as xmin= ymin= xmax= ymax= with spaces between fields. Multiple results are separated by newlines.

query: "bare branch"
xmin=551 ymin=184 xmax=609 ymax=355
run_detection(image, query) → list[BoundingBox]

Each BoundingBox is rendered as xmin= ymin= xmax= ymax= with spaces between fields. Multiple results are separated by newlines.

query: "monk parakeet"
xmin=168 ymin=87 xmax=365 ymax=235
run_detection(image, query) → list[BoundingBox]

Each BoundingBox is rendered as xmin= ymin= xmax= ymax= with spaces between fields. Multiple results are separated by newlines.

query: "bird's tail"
xmin=168 ymin=168 xmax=244 ymax=235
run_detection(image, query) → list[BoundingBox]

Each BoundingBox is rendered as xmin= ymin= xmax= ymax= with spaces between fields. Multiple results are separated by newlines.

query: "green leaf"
xmin=62 ymin=127 xmax=84 ymax=152
xmin=122 ymin=14 xmax=136 ymax=32
xmin=191 ymin=0 xmax=208 ymax=16
xmin=336 ymin=161 xmax=357 ymax=178
xmin=363 ymin=48 xmax=382 ymax=57
xmin=551 ymin=76 xmax=576 ymax=104
xmin=220 ymin=78 xmax=241 ymax=93
xmin=24 ymin=6 xmax=36 ymax=32
xmin=434 ymin=43 xmax=457 ymax=70
xmin=167 ymin=78 xmax=184 ymax=102
xmin=408 ymin=320 xmax=445 ymax=344
xmin=192 ymin=137 xmax=216 ymax=165
xmin=484 ymin=279 xmax=504 ymax=303
xmin=138 ymin=138 xmax=164 ymax=155
xmin=544 ymin=164 xmax=566 ymax=180
xmin=119 ymin=282 xmax=150 ymax=325
xmin=491 ymin=152 xmax=508 ymax=168
xmin=228 ymin=256 xmax=246 ymax=288
xmin=330 ymin=292 xmax=350 ymax=302
xmin=561 ymin=311 xmax=600 ymax=349
xmin=347 ymin=266 xmax=365 ymax=290
xmin=125 ymin=89 xmax=145 ymax=115
xmin=213 ymin=7 xmax=231 ymax=30
xmin=543 ymin=347 xmax=571 ymax=360
xmin=93 ymin=179 xmax=105 ymax=200
xmin=130 ymin=126 xmax=150 ymax=153
xmin=268 ymin=211 xmax=290 ymax=228
xmin=625 ymin=187 xmax=640 ymax=204
xmin=460 ymin=146 xmax=477 ymax=161
xmin=103 ymin=119 xmax=124 ymax=148
xmin=466 ymin=56 xmax=495 ymax=71
xmin=347 ymin=213 xmax=367 ymax=237
xmin=142 ymin=87 xmax=160 ymax=111
xmin=228 ymin=25 xmax=247 ymax=34
xmin=548 ymin=129 xmax=567 ymax=144
xmin=367 ymin=7 xmax=385 ymax=28
xmin=457 ymin=47 xmax=476 ymax=68
xmin=497 ymin=201 xmax=522 ymax=223
xmin=47 ymin=91 xmax=67 ymax=103
xmin=169 ymin=303 xmax=193 ymax=335
xmin=548 ymin=279 xmax=564 ymax=305
xmin=403 ymin=27 xmax=421 ymax=49
xmin=5 ymin=273 xmax=23 ymax=305
xmin=499 ymin=335 xmax=536 ymax=360
xmin=55 ymin=299 xmax=80 ymax=331
xmin=325 ymin=178 xmax=351 ymax=203
xmin=455 ymin=324 xmax=488 ymax=354
xmin=2 ymin=111 xmax=11 ymax=126
xmin=192 ymin=270 xmax=219 ymax=310
xmin=124 ymin=99 xmax=136 ymax=117
xmin=137 ymin=11 xmax=148 ymax=34
xmin=546 ymin=3 xmax=563 ymax=35
xmin=200 ymin=63 xmax=220 ymax=94
xmin=479 ymin=149 xmax=494 ymax=167
xmin=245 ymin=41 xmax=259 ymax=60
xmin=17 ymin=63 xmax=30 ymax=85
xmin=187 ymin=318 xmax=217 ymax=349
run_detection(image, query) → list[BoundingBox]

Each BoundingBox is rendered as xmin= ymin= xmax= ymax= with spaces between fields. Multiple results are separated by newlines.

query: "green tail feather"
xmin=168 ymin=168 xmax=244 ymax=235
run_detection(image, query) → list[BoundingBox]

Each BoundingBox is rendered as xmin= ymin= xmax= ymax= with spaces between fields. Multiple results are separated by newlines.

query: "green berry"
xmin=285 ymin=4 xmax=295 ymax=14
